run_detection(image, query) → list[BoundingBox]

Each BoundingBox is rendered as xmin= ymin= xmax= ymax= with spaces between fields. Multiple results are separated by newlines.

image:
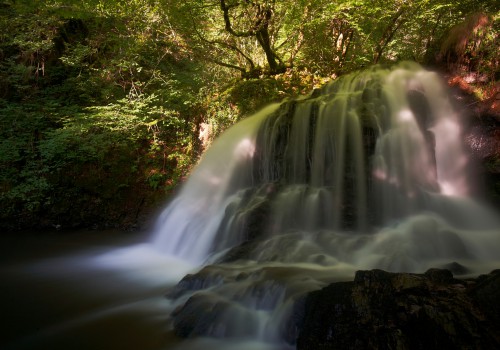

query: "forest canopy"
xmin=0 ymin=0 xmax=498 ymax=230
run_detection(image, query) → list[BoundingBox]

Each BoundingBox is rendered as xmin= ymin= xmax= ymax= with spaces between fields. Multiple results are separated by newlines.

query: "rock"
xmin=450 ymin=75 xmax=500 ymax=211
xmin=296 ymin=269 xmax=500 ymax=349
xmin=166 ymin=266 xmax=225 ymax=299
xmin=470 ymin=270 xmax=500 ymax=325
xmin=172 ymin=293 xmax=228 ymax=338
xmin=424 ymin=268 xmax=454 ymax=284
xmin=440 ymin=261 xmax=470 ymax=276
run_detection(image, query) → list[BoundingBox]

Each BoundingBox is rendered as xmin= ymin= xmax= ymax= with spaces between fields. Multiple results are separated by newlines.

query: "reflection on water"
xmin=0 ymin=231 xmax=196 ymax=350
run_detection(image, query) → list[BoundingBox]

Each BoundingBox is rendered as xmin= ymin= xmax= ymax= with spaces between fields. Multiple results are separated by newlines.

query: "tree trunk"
xmin=374 ymin=7 xmax=406 ymax=64
xmin=256 ymin=28 xmax=283 ymax=74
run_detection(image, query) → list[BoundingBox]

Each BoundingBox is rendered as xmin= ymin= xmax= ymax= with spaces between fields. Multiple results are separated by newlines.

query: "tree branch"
xmin=220 ymin=0 xmax=255 ymax=37
xmin=190 ymin=8 xmax=256 ymax=71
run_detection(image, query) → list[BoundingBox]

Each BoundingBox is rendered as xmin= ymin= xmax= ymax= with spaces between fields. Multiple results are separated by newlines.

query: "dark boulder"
xmin=296 ymin=269 xmax=500 ymax=349
xmin=470 ymin=270 xmax=500 ymax=325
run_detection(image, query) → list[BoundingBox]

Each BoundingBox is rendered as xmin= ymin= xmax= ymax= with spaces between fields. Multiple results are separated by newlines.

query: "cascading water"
xmin=151 ymin=62 xmax=500 ymax=349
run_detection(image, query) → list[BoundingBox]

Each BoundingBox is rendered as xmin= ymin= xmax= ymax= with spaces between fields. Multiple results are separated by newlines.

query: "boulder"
xmin=296 ymin=269 xmax=500 ymax=349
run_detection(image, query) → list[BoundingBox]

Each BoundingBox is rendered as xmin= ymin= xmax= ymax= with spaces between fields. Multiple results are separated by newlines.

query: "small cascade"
xmin=151 ymin=62 xmax=500 ymax=348
xmin=152 ymin=104 xmax=279 ymax=263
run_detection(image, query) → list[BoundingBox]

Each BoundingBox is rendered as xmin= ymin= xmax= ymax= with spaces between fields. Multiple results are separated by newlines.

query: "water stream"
xmin=2 ymin=63 xmax=499 ymax=349
xmin=152 ymin=62 xmax=500 ymax=348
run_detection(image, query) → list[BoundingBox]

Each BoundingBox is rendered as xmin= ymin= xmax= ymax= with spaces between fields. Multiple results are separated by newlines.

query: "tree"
xmin=171 ymin=0 xmax=315 ymax=78
xmin=0 ymin=0 xmax=204 ymax=229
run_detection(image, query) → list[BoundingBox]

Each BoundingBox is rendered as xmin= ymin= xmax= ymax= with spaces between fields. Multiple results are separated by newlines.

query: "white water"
xmin=152 ymin=103 xmax=280 ymax=263
xmin=153 ymin=63 xmax=498 ymax=261
xmin=5 ymin=63 xmax=497 ymax=350
xmin=148 ymin=62 xmax=500 ymax=349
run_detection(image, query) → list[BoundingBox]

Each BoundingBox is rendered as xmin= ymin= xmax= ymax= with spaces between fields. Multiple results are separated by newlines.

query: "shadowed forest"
xmin=0 ymin=0 xmax=498 ymax=231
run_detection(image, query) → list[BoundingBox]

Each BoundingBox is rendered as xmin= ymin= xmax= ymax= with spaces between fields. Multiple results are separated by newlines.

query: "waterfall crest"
xmin=151 ymin=62 xmax=499 ymax=348
xmin=153 ymin=62 xmax=496 ymax=264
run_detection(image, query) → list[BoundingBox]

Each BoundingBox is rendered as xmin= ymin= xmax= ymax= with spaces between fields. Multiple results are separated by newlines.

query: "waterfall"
xmin=151 ymin=62 xmax=500 ymax=348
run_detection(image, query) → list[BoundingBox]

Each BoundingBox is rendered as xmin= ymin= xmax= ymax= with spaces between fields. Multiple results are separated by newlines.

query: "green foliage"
xmin=198 ymin=68 xmax=328 ymax=143
xmin=0 ymin=0 xmax=497 ymax=229
xmin=0 ymin=0 xmax=201 ymax=229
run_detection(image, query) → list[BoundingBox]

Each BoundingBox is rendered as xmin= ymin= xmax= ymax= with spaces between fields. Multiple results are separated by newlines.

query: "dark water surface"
xmin=0 ymin=230 xmax=194 ymax=350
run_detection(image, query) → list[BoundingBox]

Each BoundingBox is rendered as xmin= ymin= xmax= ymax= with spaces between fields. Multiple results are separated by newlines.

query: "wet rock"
xmin=440 ymin=261 xmax=470 ymax=276
xmin=166 ymin=266 xmax=225 ymax=299
xmin=297 ymin=269 xmax=500 ymax=349
xmin=217 ymin=239 xmax=261 ymax=263
xmin=470 ymin=270 xmax=500 ymax=325
xmin=451 ymin=77 xmax=500 ymax=211
xmin=172 ymin=293 xmax=229 ymax=338
xmin=211 ymin=185 xmax=277 ymax=254
xmin=424 ymin=268 xmax=455 ymax=284
xmin=169 ymin=266 xmax=291 ymax=340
